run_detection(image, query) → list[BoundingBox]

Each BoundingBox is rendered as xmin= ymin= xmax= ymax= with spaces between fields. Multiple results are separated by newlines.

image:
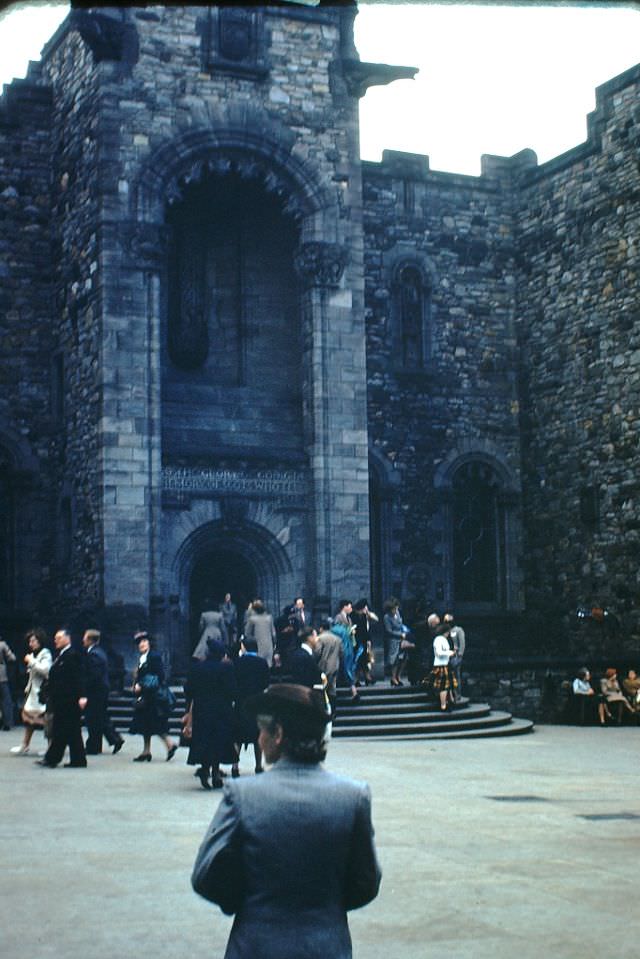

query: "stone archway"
xmin=171 ymin=517 xmax=294 ymax=672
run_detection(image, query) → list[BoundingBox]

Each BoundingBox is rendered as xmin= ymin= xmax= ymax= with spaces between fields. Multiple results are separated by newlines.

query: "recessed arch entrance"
xmin=171 ymin=517 xmax=294 ymax=671
xmin=188 ymin=547 xmax=258 ymax=653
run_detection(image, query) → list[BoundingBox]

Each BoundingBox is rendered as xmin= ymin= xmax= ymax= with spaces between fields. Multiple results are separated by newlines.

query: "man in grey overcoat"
xmin=192 ymin=683 xmax=381 ymax=959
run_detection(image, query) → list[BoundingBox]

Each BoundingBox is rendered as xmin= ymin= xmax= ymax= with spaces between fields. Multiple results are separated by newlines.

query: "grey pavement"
xmin=1 ymin=724 xmax=639 ymax=959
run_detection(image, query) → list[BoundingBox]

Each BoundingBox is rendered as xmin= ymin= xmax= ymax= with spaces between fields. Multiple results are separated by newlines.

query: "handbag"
xmin=400 ymin=638 xmax=415 ymax=651
xmin=140 ymin=672 xmax=160 ymax=692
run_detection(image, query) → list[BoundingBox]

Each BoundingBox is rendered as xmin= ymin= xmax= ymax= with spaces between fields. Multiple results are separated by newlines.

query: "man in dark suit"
xmin=288 ymin=596 xmax=308 ymax=632
xmin=37 ymin=628 xmax=87 ymax=768
xmin=82 ymin=629 xmax=124 ymax=755
xmin=288 ymin=626 xmax=324 ymax=689
xmin=192 ymin=683 xmax=381 ymax=959
xmin=231 ymin=636 xmax=270 ymax=776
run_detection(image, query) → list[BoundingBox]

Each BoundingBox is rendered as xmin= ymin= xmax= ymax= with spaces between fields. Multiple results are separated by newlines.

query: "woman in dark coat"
xmin=185 ymin=639 xmax=238 ymax=790
xmin=351 ymin=598 xmax=378 ymax=686
xmin=130 ymin=632 xmax=178 ymax=762
xmin=231 ymin=636 xmax=270 ymax=777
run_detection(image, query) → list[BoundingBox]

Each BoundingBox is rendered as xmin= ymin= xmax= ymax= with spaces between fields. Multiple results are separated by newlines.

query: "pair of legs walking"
xmin=85 ymin=693 xmax=124 ymax=754
xmin=133 ymin=733 xmax=178 ymax=762
xmin=42 ymin=706 xmax=86 ymax=767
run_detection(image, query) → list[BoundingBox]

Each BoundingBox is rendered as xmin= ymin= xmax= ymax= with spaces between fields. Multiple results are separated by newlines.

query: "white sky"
xmin=1 ymin=2 xmax=639 ymax=175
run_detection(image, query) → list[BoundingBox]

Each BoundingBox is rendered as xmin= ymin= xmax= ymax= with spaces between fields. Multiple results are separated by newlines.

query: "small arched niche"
xmin=391 ymin=259 xmax=432 ymax=369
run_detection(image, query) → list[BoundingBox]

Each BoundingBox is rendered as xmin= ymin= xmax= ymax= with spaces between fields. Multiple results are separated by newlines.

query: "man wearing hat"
xmin=192 ymin=683 xmax=381 ymax=959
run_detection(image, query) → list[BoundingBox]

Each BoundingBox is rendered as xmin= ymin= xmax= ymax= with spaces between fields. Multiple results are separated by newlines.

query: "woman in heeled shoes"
xmin=184 ymin=639 xmax=238 ymax=789
xmin=352 ymin=599 xmax=379 ymax=687
xmin=383 ymin=598 xmax=409 ymax=687
xmin=10 ymin=629 xmax=52 ymax=756
xmin=130 ymin=632 xmax=178 ymax=762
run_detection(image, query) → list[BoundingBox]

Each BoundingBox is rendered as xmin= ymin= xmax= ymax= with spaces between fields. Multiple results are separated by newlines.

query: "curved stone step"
xmin=108 ymin=691 xmax=532 ymax=740
xmin=335 ymin=716 xmax=535 ymax=740
xmin=334 ymin=703 xmax=493 ymax=726
xmin=332 ymin=711 xmax=532 ymax=738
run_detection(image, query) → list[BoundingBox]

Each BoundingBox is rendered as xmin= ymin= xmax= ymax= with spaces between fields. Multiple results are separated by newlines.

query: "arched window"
xmin=163 ymin=171 xmax=304 ymax=460
xmin=393 ymin=263 xmax=430 ymax=368
xmin=452 ymin=461 xmax=504 ymax=604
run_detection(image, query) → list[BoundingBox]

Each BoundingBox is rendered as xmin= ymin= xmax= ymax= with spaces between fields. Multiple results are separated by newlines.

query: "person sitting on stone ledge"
xmin=572 ymin=667 xmax=607 ymax=725
xmin=600 ymin=668 xmax=636 ymax=724
xmin=622 ymin=668 xmax=640 ymax=711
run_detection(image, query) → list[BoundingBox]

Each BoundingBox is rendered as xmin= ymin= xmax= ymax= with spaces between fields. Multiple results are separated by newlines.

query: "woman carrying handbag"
xmin=130 ymin=632 xmax=178 ymax=762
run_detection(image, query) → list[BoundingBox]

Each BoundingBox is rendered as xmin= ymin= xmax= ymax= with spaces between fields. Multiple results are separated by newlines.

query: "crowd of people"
xmin=4 ymin=595 xmax=640 ymax=781
xmin=571 ymin=665 xmax=640 ymax=725
xmin=1 ymin=593 xmax=468 ymax=776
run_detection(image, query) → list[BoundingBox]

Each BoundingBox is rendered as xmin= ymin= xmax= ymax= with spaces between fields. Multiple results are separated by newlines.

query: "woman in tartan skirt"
xmin=430 ymin=625 xmax=456 ymax=711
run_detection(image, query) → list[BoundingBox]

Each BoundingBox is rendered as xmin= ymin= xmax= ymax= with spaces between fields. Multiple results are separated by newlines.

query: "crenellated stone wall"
xmin=1 ymin=4 xmax=640 ymax=676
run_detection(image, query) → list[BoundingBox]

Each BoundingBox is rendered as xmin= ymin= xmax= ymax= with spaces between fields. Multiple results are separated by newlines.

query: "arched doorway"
xmin=433 ymin=448 xmax=523 ymax=614
xmin=171 ymin=517 xmax=295 ymax=672
xmin=188 ymin=547 xmax=258 ymax=652
xmin=452 ymin=461 xmax=503 ymax=604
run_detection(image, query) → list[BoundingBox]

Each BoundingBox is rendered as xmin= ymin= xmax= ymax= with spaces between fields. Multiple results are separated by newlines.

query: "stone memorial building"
xmin=1 ymin=2 xmax=639 ymax=676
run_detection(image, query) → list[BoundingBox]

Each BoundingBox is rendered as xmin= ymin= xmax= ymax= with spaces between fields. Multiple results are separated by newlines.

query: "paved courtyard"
xmin=1 ymin=724 xmax=639 ymax=959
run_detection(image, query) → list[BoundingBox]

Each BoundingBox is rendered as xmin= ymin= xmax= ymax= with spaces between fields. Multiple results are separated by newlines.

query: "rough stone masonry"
xmin=1 ymin=4 xmax=639 ymax=706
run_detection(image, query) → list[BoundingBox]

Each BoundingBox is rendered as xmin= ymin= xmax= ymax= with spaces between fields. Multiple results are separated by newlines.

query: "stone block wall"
xmin=18 ymin=4 xmax=372 ymax=643
xmin=36 ymin=24 xmax=105 ymax=612
xmin=514 ymin=64 xmax=640 ymax=651
xmin=362 ymin=150 xmax=524 ymax=615
xmin=0 ymin=71 xmax=55 ymax=620
xmin=3 ymin=4 xmax=640 ymax=679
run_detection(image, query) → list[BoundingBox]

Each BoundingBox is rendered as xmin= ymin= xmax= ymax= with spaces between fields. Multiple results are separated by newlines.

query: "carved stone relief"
xmin=294 ymin=242 xmax=347 ymax=289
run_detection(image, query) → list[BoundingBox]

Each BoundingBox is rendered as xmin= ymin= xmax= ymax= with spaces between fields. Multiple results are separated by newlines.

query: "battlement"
xmin=0 ymin=75 xmax=53 ymax=129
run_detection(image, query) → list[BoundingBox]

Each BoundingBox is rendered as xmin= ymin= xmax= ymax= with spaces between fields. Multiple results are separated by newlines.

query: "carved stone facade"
xmin=2 ymin=4 xmax=640 ymax=681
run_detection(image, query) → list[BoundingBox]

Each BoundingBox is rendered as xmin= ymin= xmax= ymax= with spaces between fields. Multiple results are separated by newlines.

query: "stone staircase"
xmin=331 ymin=685 xmax=533 ymax=739
xmin=108 ymin=683 xmax=533 ymax=740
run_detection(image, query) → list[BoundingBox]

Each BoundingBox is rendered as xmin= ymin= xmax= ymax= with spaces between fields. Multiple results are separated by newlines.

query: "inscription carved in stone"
xmin=162 ymin=466 xmax=306 ymax=498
